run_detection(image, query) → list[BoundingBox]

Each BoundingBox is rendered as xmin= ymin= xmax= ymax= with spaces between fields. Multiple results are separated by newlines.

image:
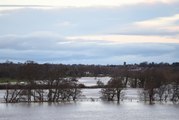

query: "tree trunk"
xmin=134 ymin=78 xmax=137 ymax=88
xmin=48 ymin=89 xmax=52 ymax=102
xmin=149 ymin=89 xmax=154 ymax=104
xmin=28 ymin=89 xmax=31 ymax=102
xmin=117 ymin=90 xmax=121 ymax=103
xmin=125 ymin=77 xmax=128 ymax=87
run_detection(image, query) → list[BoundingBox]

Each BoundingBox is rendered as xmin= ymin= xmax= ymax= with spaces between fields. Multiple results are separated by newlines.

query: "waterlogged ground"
xmin=78 ymin=77 xmax=111 ymax=86
xmin=0 ymin=77 xmax=179 ymax=120
xmin=0 ymin=102 xmax=179 ymax=120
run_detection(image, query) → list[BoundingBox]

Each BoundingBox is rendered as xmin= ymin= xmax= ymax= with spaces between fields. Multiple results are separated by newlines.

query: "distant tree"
xmin=96 ymin=80 xmax=104 ymax=87
xmin=143 ymin=68 xmax=166 ymax=104
xmin=139 ymin=62 xmax=148 ymax=67
xmin=101 ymin=77 xmax=124 ymax=103
xmin=170 ymin=72 xmax=179 ymax=103
xmin=120 ymin=67 xmax=130 ymax=87
xmin=21 ymin=61 xmax=40 ymax=102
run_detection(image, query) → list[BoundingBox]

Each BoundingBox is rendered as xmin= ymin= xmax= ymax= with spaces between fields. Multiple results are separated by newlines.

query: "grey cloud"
xmin=0 ymin=34 xmax=178 ymax=64
xmin=0 ymin=34 xmax=66 ymax=50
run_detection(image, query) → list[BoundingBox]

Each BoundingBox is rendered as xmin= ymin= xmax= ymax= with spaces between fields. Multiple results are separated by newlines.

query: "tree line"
xmin=100 ymin=64 xmax=179 ymax=104
xmin=4 ymin=77 xmax=82 ymax=103
xmin=0 ymin=61 xmax=179 ymax=104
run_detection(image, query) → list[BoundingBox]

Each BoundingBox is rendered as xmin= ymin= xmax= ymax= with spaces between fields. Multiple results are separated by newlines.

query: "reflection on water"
xmin=0 ymin=102 xmax=179 ymax=120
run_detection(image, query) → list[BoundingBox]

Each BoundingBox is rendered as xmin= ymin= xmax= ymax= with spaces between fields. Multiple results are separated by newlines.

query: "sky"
xmin=0 ymin=0 xmax=179 ymax=64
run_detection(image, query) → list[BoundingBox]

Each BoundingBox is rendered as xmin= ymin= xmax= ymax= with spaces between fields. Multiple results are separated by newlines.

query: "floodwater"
xmin=1 ymin=89 xmax=179 ymax=120
xmin=0 ymin=77 xmax=178 ymax=120
xmin=78 ymin=77 xmax=110 ymax=86
xmin=0 ymin=102 xmax=179 ymax=120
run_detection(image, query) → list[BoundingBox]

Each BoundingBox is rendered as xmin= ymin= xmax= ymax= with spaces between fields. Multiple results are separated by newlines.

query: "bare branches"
xmin=4 ymin=78 xmax=82 ymax=103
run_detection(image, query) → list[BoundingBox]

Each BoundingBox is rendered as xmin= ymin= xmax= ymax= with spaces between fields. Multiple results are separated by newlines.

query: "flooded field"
xmin=0 ymin=102 xmax=179 ymax=120
xmin=0 ymin=77 xmax=178 ymax=120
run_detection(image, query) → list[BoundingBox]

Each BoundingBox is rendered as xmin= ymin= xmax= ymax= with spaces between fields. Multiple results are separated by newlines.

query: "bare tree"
xmin=143 ymin=68 xmax=166 ymax=104
xmin=96 ymin=80 xmax=104 ymax=87
xmin=101 ymin=77 xmax=124 ymax=103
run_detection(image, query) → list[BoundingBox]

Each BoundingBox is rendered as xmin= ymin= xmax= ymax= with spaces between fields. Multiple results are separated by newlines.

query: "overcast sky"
xmin=0 ymin=0 xmax=179 ymax=64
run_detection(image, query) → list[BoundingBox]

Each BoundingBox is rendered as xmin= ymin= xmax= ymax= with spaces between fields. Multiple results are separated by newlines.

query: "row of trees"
xmin=4 ymin=78 xmax=82 ymax=103
xmin=1 ymin=61 xmax=178 ymax=81
xmin=142 ymin=68 xmax=179 ymax=104
xmin=0 ymin=61 xmax=179 ymax=104
xmin=0 ymin=60 xmax=117 ymax=79
xmin=100 ymin=67 xmax=179 ymax=104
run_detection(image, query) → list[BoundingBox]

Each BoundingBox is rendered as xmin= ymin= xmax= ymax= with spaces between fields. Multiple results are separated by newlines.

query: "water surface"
xmin=0 ymin=102 xmax=179 ymax=120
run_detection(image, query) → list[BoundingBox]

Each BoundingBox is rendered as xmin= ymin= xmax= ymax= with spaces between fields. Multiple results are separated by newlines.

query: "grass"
xmin=0 ymin=78 xmax=19 ymax=83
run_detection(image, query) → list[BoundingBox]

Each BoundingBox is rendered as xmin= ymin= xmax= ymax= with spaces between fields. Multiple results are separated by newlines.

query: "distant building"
xmin=124 ymin=62 xmax=126 ymax=66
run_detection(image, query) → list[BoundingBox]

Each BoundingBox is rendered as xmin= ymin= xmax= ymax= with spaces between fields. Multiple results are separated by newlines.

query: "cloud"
xmin=0 ymin=7 xmax=23 ymax=13
xmin=0 ymin=1 xmax=179 ymax=64
xmin=0 ymin=33 xmax=179 ymax=64
xmin=135 ymin=14 xmax=179 ymax=26
xmin=0 ymin=5 xmax=55 ymax=13
xmin=134 ymin=14 xmax=179 ymax=32
xmin=0 ymin=0 xmax=178 ymax=13
xmin=0 ymin=32 xmax=65 ymax=50
xmin=1 ymin=0 xmax=178 ymax=8
xmin=0 ymin=2 xmax=179 ymax=36
xmin=109 ymin=13 xmax=179 ymax=36
xmin=67 ymin=35 xmax=179 ymax=44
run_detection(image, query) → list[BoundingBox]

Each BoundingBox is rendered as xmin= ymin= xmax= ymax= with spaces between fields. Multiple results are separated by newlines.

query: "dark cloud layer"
xmin=0 ymin=34 xmax=178 ymax=64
